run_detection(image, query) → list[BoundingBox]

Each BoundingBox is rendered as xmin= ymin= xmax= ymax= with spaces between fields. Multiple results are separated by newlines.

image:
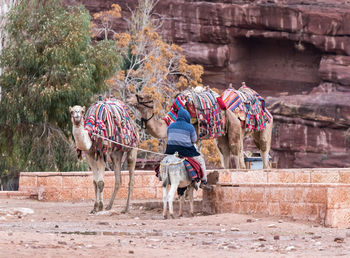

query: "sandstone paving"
xmin=0 ymin=199 xmax=349 ymax=257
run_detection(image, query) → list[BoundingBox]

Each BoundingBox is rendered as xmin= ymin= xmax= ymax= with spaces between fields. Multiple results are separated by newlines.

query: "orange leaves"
xmin=170 ymin=44 xmax=182 ymax=53
xmin=111 ymin=4 xmax=122 ymax=15
xmin=144 ymin=62 xmax=154 ymax=73
xmin=105 ymin=78 xmax=114 ymax=87
xmin=91 ymin=3 xmax=122 ymax=39
xmin=201 ymin=140 xmax=222 ymax=167
xmin=140 ymin=138 xmax=160 ymax=153
xmin=117 ymin=70 xmax=125 ymax=81
xmin=176 ymin=76 xmax=189 ymax=88
xmin=128 ymin=84 xmax=136 ymax=93
xmin=93 ymin=3 xmax=121 ymax=21
xmin=141 ymin=86 xmax=156 ymax=96
xmin=115 ymin=33 xmax=131 ymax=48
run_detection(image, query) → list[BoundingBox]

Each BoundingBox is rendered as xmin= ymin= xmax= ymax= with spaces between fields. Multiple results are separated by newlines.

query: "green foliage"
xmin=0 ymin=0 xmax=119 ymax=173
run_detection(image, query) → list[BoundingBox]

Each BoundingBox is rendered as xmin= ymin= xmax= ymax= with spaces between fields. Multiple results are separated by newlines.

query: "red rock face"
xmin=72 ymin=0 xmax=350 ymax=168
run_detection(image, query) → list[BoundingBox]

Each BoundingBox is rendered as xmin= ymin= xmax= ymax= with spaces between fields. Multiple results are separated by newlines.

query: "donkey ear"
xmin=82 ymin=106 xmax=86 ymax=113
xmin=69 ymin=106 xmax=72 ymax=113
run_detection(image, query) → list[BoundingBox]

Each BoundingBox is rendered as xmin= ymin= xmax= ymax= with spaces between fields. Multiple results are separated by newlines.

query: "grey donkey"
xmin=159 ymin=154 xmax=197 ymax=219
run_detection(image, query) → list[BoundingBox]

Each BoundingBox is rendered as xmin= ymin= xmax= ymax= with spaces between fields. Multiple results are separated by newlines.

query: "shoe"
xmin=200 ymin=181 xmax=213 ymax=191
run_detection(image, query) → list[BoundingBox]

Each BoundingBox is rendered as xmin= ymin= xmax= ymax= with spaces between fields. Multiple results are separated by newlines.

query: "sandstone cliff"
xmin=74 ymin=0 xmax=350 ymax=168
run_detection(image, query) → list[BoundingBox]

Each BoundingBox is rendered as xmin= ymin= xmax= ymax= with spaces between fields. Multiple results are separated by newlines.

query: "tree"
xmin=92 ymin=0 xmax=203 ymax=148
xmin=0 ymin=0 xmax=120 ymax=175
xmin=0 ymin=0 xmax=18 ymax=96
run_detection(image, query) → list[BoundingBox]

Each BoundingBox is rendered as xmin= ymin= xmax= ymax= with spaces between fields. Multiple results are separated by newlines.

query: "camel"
xmin=159 ymin=153 xmax=196 ymax=219
xmin=69 ymin=101 xmax=138 ymax=213
xmin=128 ymin=87 xmax=273 ymax=169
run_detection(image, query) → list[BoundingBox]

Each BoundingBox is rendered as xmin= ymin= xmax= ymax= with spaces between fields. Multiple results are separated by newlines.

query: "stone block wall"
xmin=19 ymin=170 xmax=203 ymax=201
xmin=202 ymin=168 xmax=350 ymax=228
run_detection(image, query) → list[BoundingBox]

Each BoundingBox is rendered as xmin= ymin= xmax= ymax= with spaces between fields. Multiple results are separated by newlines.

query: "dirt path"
xmin=0 ymin=199 xmax=349 ymax=257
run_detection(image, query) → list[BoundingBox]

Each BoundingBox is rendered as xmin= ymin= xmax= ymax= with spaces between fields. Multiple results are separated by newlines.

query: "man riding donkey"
xmin=164 ymin=107 xmax=212 ymax=191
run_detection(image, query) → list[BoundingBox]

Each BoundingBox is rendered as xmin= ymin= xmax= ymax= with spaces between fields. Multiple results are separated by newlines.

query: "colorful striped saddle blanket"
xmin=163 ymin=88 xmax=225 ymax=140
xmin=221 ymin=85 xmax=272 ymax=132
xmin=84 ymin=99 xmax=138 ymax=154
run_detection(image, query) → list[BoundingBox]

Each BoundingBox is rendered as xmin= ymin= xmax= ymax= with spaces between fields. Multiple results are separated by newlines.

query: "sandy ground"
xmin=0 ymin=198 xmax=349 ymax=257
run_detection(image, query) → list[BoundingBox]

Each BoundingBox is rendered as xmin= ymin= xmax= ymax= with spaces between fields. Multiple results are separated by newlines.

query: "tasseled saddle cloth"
xmin=221 ymin=85 xmax=272 ymax=132
xmin=84 ymin=99 xmax=138 ymax=156
xmin=163 ymin=88 xmax=225 ymax=140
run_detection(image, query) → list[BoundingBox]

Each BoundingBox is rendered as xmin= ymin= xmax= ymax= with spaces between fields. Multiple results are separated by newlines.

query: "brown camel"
xmin=128 ymin=89 xmax=273 ymax=169
xmin=69 ymin=100 xmax=138 ymax=213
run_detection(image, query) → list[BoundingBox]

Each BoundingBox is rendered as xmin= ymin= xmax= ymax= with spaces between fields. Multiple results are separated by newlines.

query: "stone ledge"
xmin=18 ymin=170 xmax=203 ymax=201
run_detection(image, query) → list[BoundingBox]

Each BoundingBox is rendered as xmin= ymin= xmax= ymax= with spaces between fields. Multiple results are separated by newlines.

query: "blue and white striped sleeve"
xmin=190 ymin=127 xmax=197 ymax=143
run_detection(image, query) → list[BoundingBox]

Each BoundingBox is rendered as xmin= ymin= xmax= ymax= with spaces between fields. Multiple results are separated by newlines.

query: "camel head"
xmin=127 ymin=93 xmax=154 ymax=110
xmin=69 ymin=105 xmax=86 ymax=126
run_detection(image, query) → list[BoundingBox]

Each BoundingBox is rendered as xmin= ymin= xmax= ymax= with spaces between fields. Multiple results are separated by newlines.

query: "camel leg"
xmin=254 ymin=118 xmax=273 ymax=169
xmin=163 ymin=185 xmax=168 ymax=219
xmin=168 ymin=183 xmax=178 ymax=219
xmin=239 ymin=133 xmax=246 ymax=168
xmin=226 ymin=110 xmax=246 ymax=169
xmin=92 ymin=180 xmax=98 ymax=213
xmin=215 ymin=136 xmax=231 ymax=169
xmin=123 ymin=148 xmax=137 ymax=213
xmin=86 ymin=154 xmax=105 ymax=213
xmin=229 ymin=136 xmax=245 ymax=169
xmin=106 ymin=151 xmax=123 ymax=211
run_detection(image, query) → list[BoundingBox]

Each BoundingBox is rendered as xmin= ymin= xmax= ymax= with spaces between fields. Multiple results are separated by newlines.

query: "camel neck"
xmin=139 ymin=107 xmax=168 ymax=139
xmin=72 ymin=121 xmax=92 ymax=151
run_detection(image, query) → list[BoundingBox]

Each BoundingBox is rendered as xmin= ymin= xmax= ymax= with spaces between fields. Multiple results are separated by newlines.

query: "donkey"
xmin=159 ymin=154 xmax=197 ymax=219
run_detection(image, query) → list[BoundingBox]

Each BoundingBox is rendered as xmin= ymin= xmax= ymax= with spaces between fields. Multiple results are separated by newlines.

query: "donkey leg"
xmin=123 ymin=148 xmax=137 ymax=213
xmin=168 ymin=184 xmax=178 ymax=219
xmin=178 ymin=193 xmax=184 ymax=217
xmin=188 ymin=186 xmax=195 ymax=217
xmin=163 ymin=186 xmax=168 ymax=219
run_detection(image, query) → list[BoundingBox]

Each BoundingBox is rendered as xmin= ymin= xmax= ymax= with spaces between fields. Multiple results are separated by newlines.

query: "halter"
xmin=136 ymin=94 xmax=153 ymax=108
xmin=140 ymin=113 xmax=154 ymax=129
xmin=135 ymin=94 xmax=155 ymax=129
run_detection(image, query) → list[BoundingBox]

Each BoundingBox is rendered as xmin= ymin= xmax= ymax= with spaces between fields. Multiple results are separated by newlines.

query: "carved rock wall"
xmin=73 ymin=0 xmax=350 ymax=168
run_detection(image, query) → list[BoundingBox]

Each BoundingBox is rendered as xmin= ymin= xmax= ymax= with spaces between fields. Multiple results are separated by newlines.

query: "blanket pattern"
xmin=163 ymin=89 xmax=225 ymax=140
xmin=221 ymin=85 xmax=272 ymax=132
xmin=84 ymin=99 xmax=138 ymax=153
